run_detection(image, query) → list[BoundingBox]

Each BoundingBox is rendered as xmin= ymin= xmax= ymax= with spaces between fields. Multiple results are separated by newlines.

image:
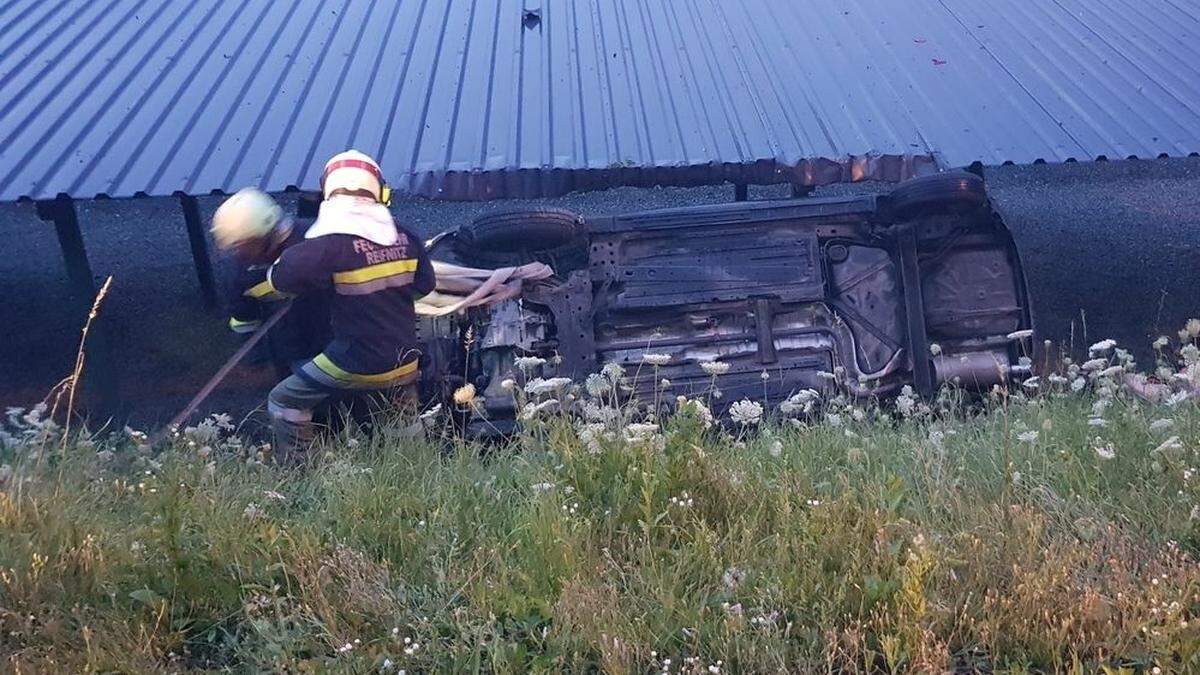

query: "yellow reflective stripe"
xmin=228 ymin=317 xmax=261 ymax=333
xmin=244 ymin=279 xmax=278 ymax=299
xmin=244 ymin=277 xmax=292 ymax=301
xmin=332 ymin=259 xmax=418 ymax=285
xmin=312 ymin=353 xmax=418 ymax=384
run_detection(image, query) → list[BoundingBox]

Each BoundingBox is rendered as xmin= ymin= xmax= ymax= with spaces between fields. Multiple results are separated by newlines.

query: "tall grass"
xmin=2 ymin=335 xmax=1200 ymax=673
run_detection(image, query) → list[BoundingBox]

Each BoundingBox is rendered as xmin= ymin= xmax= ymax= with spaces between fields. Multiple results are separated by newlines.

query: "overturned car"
xmin=418 ymin=171 xmax=1034 ymax=428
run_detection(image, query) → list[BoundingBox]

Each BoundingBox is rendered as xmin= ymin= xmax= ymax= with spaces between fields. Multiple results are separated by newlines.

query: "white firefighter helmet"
xmin=210 ymin=187 xmax=283 ymax=251
xmin=322 ymin=149 xmax=385 ymax=202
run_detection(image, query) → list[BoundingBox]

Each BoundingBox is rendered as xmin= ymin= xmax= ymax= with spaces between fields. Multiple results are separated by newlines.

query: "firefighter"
xmin=256 ymin=150 xmax=436 ymax=464
xmin=211 ymin=188 xmax=330 ymax=378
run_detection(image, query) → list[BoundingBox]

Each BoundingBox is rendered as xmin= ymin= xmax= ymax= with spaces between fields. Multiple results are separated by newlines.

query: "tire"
xmin=453 ymin=207 xmax=589 ymax=272
xmin=886 ymin=171 xmax=987 ymax=221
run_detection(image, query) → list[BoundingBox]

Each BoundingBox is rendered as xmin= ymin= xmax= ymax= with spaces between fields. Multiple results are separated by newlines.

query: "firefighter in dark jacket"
xmin=258 ymin=150 xmax=435 ymax=462
xmin=212 ymin=189 xmax=331 ymax=377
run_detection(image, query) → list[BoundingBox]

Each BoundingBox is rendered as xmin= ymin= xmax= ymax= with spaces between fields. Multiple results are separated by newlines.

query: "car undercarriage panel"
xmin=448 ymin=181 xmax=1033 ymax=418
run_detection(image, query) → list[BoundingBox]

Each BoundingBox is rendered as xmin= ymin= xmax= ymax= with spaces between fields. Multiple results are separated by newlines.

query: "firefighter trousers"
xmin=267 ymin=374 xmax=418 ymax=465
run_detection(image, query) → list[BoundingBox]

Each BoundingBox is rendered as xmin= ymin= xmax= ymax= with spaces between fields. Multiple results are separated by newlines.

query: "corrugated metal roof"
xmin=1 ymin=0 xmax=1198 ymax=202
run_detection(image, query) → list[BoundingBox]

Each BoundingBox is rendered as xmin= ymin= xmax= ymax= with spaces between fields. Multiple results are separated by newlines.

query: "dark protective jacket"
xmin=227 ymin=222 xmax=331 ymax=374
xmin=265 ymin=226 xmax=435 ymax=390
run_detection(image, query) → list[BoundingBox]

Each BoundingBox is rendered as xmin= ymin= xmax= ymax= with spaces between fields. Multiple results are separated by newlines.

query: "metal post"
xmin=177 ymin=192 xmax=217 ymax=308
xmin=36 ymin=194 xmax=95 ymax=302
xmin=897 ymin=227 xmax=934 ymax=396
xmin=34 ymin=194 xmax=117 ymax=413
xmin=734 ymin=183 xmax=748 ymax=202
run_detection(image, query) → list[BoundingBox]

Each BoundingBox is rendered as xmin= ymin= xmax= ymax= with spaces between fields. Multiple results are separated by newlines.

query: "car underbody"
xmin=419 ymin=172 xmax=1034 ymax=427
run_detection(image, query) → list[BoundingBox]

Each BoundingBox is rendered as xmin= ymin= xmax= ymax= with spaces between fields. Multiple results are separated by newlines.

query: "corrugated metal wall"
xmin=1 ymin=0 xmax=1198 ymax=201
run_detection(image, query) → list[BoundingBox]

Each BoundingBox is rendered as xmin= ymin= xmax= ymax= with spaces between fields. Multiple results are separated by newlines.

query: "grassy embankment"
xmin=2 ymin=333 xmax=1200 ymax=673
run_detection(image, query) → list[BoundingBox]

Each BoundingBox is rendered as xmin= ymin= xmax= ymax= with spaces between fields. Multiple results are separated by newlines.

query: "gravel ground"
xmin=1 ymin=157 xmax=1197 ymax=423
xmin=987 ymin=158 xmax=1200 ymax=360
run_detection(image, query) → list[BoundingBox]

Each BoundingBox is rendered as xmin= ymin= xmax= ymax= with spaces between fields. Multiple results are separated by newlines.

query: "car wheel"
xmin=453 ymin=207 xmax=589 ymax=272
xmin=886 ymin=171 xmax=987 ymax=221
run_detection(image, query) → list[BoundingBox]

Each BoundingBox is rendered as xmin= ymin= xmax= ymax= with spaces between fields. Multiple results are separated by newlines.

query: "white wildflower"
xmin=817 ymin=370 xmax=837 ymax=381
xmin=929 ymin=342 xmax=942 ymax=356
xmin=124 ymin=426 xmax=148 ymax=442
xmin=1094 ymin=442 xmax=1116 ymax=461
xmin=1088 ymin=417 xmax=1108 ymax=427
xmin=514 ymin=355 xmax=546 ymax=372
xmin=452 ymin=383 xmax=478 ymax=407
xmin=700 ymin=360 xmax=730 ymax=376
xmin=729 ymin=399 xmax=763 ymax=426
xmin=1187 ymin=318 xmax=1200 ymax=338
xmin=210 ymin=412 xmax=235 ymax=431
xmin=519 ymin=399 xmax=560 ymax=420
xmin=525 ymin=377 xmax=573 ymax=396
xmin=895 ymin=385 xmax=916 ymax=416
xmin=1149 ymin=418 xmax=1174 ymax=433
xmin=780 ymin=389 xmax=819 ymax=416
xmin=601 ymin=362 xmax=626 ymax=382
xmin=1089 ymin=339 xmax=1117 ymax=355
xmin=669 ymin=491 xmax=695 ymax=508
xmin=1153 ymin=336 xmax=1170 ymax=349
xmin=96 ymin=450 xmax=114 ymax=463
xmin=825 ymin=412 xmax=843 ymax=427
xmin=1165 ymin=390 xmax=1192 ymax=407
xmin=1099 ymin=365 xmax=1124 ymax=378
xmin=1183 ymin=343 xmax=1200 ymax=365
xmin=580 ymin=401 xmax=618 ymax=424
xmin=419 ymin=403 xmax=442 ymax=420
xmin=678 ymin=398 xmax=714 ymax=428
xmin=623 ymin=423 xmax=660 ymax=440
xmin=1007 ymin=329 xmax=1035 ymax=340
xmin=1021 ymin=376 xmax=1040 ymax=390
xmin=1017 ymin=430 xmax=1038 ymax=444
xmin=577 ymin=422 xmax=609 ymax=453
xmin=1081 ymin=358 xmax=1108 ymax=372
xmin=768 ymin=439 xmax=783 ymax=457
xmin=243 ymin=503 xmax=265 ymax=521
xmin=584 ymin=373 xmax=610 ymax=396
xmin=642 ymin=353 xmax=671 ymax=366
xmin=722 ymin=566 xmax=745 ymax=590
xmin=262 ymin=490 xmax=286 ymax=502
xmin=659 ymin=378 xmax=671 ymax=389
xmin=1071 ymin=377 xmax=1087 ymax=392
xmin=531 ymin=482 xmax=554 ymax=493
